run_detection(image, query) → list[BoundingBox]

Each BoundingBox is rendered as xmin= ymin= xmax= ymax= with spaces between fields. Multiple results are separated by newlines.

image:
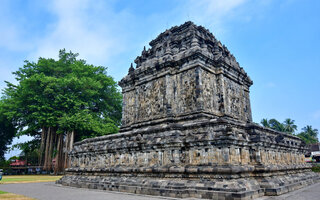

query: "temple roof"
xmin=136 ymin=21 xmax=241 ymax=68
xmin=120 ymin=21 xmax=252 ymax=87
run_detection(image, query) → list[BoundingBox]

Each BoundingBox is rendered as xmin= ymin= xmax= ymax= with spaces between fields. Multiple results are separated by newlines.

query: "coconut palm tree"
xmin=268 ymin=118 xmax=286 ymax=132
xmin=261 ymin=118 xmax=270 ymax=128
xmin=297 ymin=125 xmax=319 ymax=144
xmin=302 ymin=125 xmax=318 ymax=138
xmin=283 ymin=118 xmax=297 ymax=134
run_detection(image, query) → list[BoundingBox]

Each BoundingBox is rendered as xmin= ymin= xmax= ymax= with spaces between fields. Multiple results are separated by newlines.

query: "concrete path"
xmin=0 ymin=181 xmax=319 ymax=200
xmin=256 ymin=182 xmax=320 ymax=200
xmin=0 ymin=182 xmax=177 ymax=200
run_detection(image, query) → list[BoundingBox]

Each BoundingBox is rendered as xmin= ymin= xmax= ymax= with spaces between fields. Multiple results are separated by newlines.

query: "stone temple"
xmin=58 ymin=22 xmax=319 ymax=199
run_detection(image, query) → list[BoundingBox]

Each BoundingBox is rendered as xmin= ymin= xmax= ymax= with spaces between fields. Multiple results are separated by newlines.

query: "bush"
xmin=311 ymin=164 xmax=320 ymax=172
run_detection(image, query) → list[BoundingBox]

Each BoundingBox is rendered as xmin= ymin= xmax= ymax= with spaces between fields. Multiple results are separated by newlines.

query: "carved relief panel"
xmin=135 ymin=77 xmax=166 ymax=123
xmin=176 ymin=69 xmax=199 ymax=114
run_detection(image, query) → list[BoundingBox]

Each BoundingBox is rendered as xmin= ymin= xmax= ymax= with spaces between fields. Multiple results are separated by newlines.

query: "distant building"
xmin=9 ymin=160 xmax=28 ymax=174
xmin=310 ymin=143 xmax=320 ymax=152
xmin=10 ymin=160 xmax=27 ymax=167
xmin=308 ymin=143 xmax=320 ymax=162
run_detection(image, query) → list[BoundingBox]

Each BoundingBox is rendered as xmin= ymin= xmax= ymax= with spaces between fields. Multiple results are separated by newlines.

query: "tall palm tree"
xmin=297 ymin=125 xmax=319 ymax=144
xmin=261 ymin=118 xmax=270 ymax=128
xmin=302 ymin=125 xmax=318 ymax=138
xmin=283 ymin=118 xmax=297 ymax=134
xmin=268 ymin=118 xmax=286 ymax=132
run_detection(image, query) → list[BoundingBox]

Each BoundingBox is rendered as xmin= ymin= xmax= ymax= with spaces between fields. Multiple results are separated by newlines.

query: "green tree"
xmin=297 ymin=125 xmax=319 ymax=144
xmin=261 ymin=118 xmax=270 ymax=128
xmin=302 ymin=125 xmax=318 ymax=138
xmin=261 ymin=118 xmax=318 ymax=144
xmin=261 ymin=118 xmax=286 ymax=132
xmin=268 ymin=119 xmax=286 ymax=132
xmin=12 ymin=139 xmax=40 ymax=166
xmin=283 ymin=118 xmax=297 ymax=134
xmin=0 ymin=159 xmax=10 ymax=168
xmin=260 ymin=118 xmax=297 ymax=134
xmin=0 ymin=99 xmax=16 ymax=160
xmin=3 ymin=49 xmax=122 ymax=173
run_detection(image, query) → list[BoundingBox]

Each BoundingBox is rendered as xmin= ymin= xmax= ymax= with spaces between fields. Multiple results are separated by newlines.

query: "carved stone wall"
xmin=58 ymin=22 xmax=319 ymax=200
xmin=69 ymin=122 xmax=306 ymax=171
xmin=119 ymin=22 xmax=253 ymax=128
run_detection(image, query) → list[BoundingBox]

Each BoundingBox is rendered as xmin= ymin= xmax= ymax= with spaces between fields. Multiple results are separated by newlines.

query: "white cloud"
xmin=182 ymin=0 xmax=276 ymax=35
xmin=0 ymin=0 xmax=274 ymax=70
xmin=28 ymin=0 xmax=133 ymax=65
xmin=0 ymin=25 xmax=30 ymax=52
xmin=0 ymin=1 xmax=33 ymax=52
xmin=0 ymin=62 xmax=16 ymax=91
xmin=185 ymin=0 xmax=248 ymax=27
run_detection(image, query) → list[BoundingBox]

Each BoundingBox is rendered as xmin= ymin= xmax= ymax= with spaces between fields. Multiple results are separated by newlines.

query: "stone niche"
xmin=58 ymin=22 xmax=319 ymax=200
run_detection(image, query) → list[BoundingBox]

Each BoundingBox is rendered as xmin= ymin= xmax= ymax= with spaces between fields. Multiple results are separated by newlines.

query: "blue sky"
xmin=1 ymin=0 xmax=319 ymax=159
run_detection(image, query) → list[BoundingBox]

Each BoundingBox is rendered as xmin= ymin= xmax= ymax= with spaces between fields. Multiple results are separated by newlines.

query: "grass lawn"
xmin=0 ymin=175 xmax=62 ymax=184
xmin=0 ymin=190 xmax=35 ymax=199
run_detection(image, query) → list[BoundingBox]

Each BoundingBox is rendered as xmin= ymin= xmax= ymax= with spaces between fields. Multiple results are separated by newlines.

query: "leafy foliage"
xmin=0 ymin=99 xmax=16 ymax=160
xmin=311 ymin=164 xmax=320 ymax=172
xmin=12 ymin=139 xmax=41 ymax=165
xmin=2 ymin=49 xmax=122 ymax=171
xmin=296 ymin=125 xmax=319 ymax=144
xmin=283 ymin=118 xmax=298 ymax=134
xmin=260 ymin=118 xmax=318 ymax=144
xmin=260 ymin=118 xmax=297 ymax=134
xmin=4 ymin=49 xmax=122 ymax=141
xmin=0 ymin=159 xmax=10 ymax=168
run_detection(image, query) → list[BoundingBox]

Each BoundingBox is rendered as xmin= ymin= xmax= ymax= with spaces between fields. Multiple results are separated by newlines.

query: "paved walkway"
xmin=0 ymin=181 xmax=319 ymax=200
xmin=256 ymin=182 xmax=320 ymax=200
xmin=0 ymin=182 xmax=175 ymax=200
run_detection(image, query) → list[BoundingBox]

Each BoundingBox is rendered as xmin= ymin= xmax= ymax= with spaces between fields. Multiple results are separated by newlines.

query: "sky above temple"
xmin=1 ymin=0 xmax=319 ymax=158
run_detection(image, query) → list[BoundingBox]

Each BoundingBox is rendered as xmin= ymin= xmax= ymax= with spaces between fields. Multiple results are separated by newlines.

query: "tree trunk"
xmin=39 ymin=127 xmax=47 ymax=166
xmin=63 ymin=131 xmax=70 ymax=169
xmin=47 ymin=127 xmax=53 ymax=171
xmin=43 ymin=127 xmax=51 ymax=171
xmin=54 ymin=133 xmax=64 ymax=175
xmin=67 ymin=130 xmax=75 ymax=168
xmin=69 ymin=130 xmax=74 ymax=152
xmin=63 ymin=130 xmax=75 ymax=169
xmin=44 ymin=127 xmax=56 ymax=172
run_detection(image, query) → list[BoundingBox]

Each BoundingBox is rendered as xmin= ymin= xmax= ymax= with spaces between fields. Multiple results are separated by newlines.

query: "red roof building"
xmin=10 ymin=160 xmax=27 ymax=166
